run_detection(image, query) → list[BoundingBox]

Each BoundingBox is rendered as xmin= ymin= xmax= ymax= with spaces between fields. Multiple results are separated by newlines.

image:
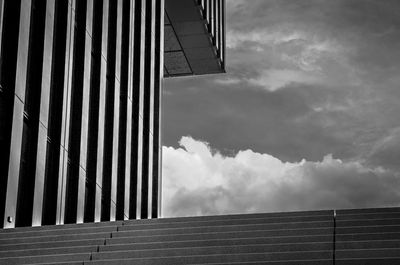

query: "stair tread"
xmin=104 ymin=237 xmax=332 ymax=250
xmin=98 ymin=241 xmax=332 ymax=255
xmin=0 ymin=238 xmax=105 ymax=251
xmin=84 ymin=258 xmax=333 ymax=265
xmin=92 ymin=247 xmax=333 ymax=260
xmin=0 ymin=221 xmax=122 ymax=234
xmin=120 ymin=217 xmax=333 ymax=231
xmin=0 ymin=252 xmax=91 ymax=264
xmin=0 ymin=225 xmax=118 ymax=239
xmin=0 ymin=231 xmax=113 ymax=245
xmin=88 ymin=251 xmax=333 ymax=264
xmin=0 ymin=245 xmax=99 ymax=258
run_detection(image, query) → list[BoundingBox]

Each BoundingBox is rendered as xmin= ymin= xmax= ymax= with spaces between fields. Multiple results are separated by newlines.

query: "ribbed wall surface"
xmin=0 ymin=207 xmax=399 ymax=264
xmin=0 ymin=0 xmax=163 ymax=228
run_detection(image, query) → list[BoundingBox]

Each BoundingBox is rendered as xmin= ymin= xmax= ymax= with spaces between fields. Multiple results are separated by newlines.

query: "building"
xmin=0 ymin=0 xmax=225 ymax=229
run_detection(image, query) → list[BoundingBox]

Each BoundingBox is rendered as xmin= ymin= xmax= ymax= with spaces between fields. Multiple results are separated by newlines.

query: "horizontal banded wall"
xmin=0 ymin=0 xmax=163 ymax=229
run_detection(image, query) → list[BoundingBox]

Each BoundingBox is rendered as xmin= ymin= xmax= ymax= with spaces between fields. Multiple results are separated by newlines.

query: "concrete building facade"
xmin=0 ymin=0 xmax=225 ymax=229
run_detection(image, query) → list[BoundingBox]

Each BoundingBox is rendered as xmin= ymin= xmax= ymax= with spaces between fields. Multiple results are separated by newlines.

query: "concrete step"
xmin=112 ymin=227 xmax=334 ymax=240
xmin=123 ymin=210 xmax=333 ymax=225
xmin=336 ymin=239 xmax=400 ymax=250
xmin=113 ymin=224 xmax=333 ymax=238
xmin=336 ymin=248 xmax=400 ymax=259
xmin=110 ymin=229 xmax=333 ymax=244
xmin=24 ymin=262 xmax=84 ymax=265
xmin=105 ymin=232 xmax=333 ymax=244
xmin=85 ymin=259 xmax=333 ymax=265
xmin=0 ymin=224 xmax=118 ymax=239
xmin=0 ymin=238 xmax=105 ymax=251
xmin=0 ymin=252 xmax=91 ymax=265
xmin=336 ymin=212 xmax=400 ymax=221
xmin=0 ymin=231 xmax=112 ymax=245
xmin=24 ymin=261 xmax=84 ymax=265
xmin=336 ymin=232 xmax=400 ymax=241
xmin=335 ymin=207 xmax=400 ymax=222
xmin=0 ymin=220 xmax=122 ymax=234
xmin=92 ymin=247 xmax=332 ymax=261
xmin=118 ymin=216 xmax=333 ymax=231
xmin=0 ymin=245 xmax=98 ymax=258
xmin=336 ymin=258 xmax=400 ymax=265
xmin=336 ymin=218 xmax=400 ymax=227
xmin=121 ymin=215 xmax=333 ymax=230
xmin=336 ymin=207 xmax=400 ymax=215
xmin=106 ymin=235 xmax=332 ymax=250
xmin=89 ymin=251 xmax=333 ymax=264
xmin=336 ymin=225 xmax=400 ymax=235
xmin=100 ymin=241 xmax=332 ymax=253
xmin=188 ymin=262 xmax=332 ymax=265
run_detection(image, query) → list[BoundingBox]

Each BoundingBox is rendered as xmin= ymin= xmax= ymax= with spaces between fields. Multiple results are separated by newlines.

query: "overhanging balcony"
xmin=164 ymin=0 xmax=226 ymax=77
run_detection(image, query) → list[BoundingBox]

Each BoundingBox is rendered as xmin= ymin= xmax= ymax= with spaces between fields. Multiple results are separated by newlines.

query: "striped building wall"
xmin=0 ymin=0 xmax=164 ymax=228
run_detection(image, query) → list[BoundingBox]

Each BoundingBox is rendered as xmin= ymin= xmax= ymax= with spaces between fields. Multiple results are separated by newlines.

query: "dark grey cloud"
xmin=163 ymin=79 xmax=358 ymax=161
xmin=368 ymin=127 xmax=400 ymax=171
xmin=164 ymin=0 xmax=400 ymax=164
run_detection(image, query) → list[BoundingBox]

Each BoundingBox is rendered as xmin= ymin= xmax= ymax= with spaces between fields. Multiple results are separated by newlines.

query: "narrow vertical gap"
xmin=333 ymin=209 xmax=336 ymax=265
xmin=141 ymin=0 xmax=153 ymax=219
xmin=203 ymin=0 xmax=208 ymax=21
xmin=0 ymin=0 xmax=22 ymax=228
xmin=212 ymin=0 xmax=216 ymax=45
xmin=42 ymin=0 xmax=69 ymax=226
xmin=84 ymin=0 xmax=103 ymax=223
xmin=129 ymin=0 xmax=143 ymax=219
xmin=209 ymin=0 xmax=212 ymax=25
xmin=16 ymin=0 xmax=47 ymax=227
xmin=101 ymin=0 xmax=118 ymax=222
xmin=64 ymin=0 xmax=87 ymax=224
xmin=116 ymin=0 xmax=130 ymax=221
xmin=151 ymin=0 xmax=161 ymax=219
xmin=222 ymin=0 xmax=225 ymax=70
xmin=217 ymin=0 xmax=221 ymax=59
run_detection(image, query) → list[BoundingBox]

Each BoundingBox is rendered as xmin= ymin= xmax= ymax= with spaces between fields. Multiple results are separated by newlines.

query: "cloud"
xmin=162 ymin=136 xmax=400 ymax=217
xmin=227 ymin=29 xmax=304 ymax=49
xmin=248 ymin=69 xmax=322 ymax=92
xmin=368 ymin=127 xmax=400 ymax=171
xmin=224 ymin=0 xmax=400 ymax=90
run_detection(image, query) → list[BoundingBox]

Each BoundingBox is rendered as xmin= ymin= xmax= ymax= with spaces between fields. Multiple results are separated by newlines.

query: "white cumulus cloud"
xmin=162 ymin=136 xmax=400 ymax=217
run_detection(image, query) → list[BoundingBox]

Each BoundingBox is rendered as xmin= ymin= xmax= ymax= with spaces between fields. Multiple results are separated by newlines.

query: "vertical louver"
xmin=0 ymin=0 xmax=164 ymax=228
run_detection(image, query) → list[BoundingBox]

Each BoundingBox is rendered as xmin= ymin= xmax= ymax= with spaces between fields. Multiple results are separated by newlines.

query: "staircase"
xmin=0 ymin=207 xmax=399 ymax=264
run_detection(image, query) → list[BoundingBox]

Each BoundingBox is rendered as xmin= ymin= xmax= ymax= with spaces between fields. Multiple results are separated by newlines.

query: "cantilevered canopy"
xmin=164 ymin=0 xmax=226 ymax=77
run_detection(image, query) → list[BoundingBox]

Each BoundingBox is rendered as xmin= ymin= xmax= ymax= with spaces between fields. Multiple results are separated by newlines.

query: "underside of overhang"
xmin=164 ymin=0 xmax=225 ymax=77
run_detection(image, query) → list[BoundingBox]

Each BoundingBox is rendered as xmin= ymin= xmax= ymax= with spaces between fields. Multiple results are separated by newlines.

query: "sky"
xmin=161 ymin=0 xmax=400 ymax=217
